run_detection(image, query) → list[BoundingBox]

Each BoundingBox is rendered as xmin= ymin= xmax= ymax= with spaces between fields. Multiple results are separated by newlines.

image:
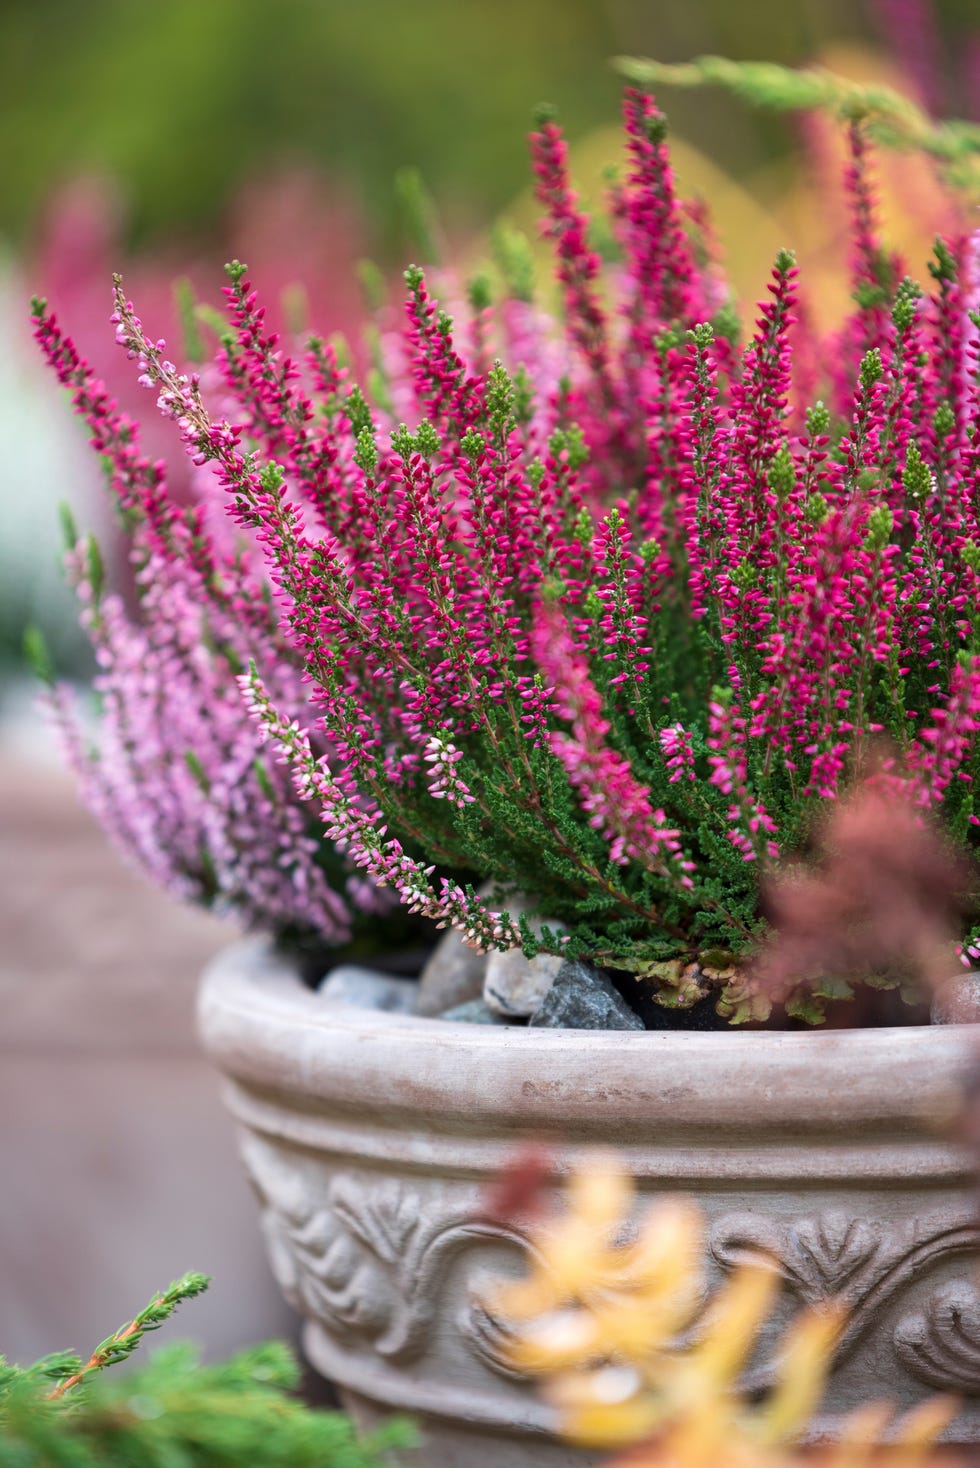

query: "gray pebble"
xmin=439 ymin=998 xmax=509 ymax=1025
xmin=529 ymin=961 xmax=644 ymax=1030
xmin=319 ymin=965 xmax=417 ymax=1014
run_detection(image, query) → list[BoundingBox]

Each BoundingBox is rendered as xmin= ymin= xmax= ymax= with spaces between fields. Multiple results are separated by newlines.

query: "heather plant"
xmin=0 ymin=1273 xmax=412 ymax=1467
xmin=32 ymin=61 xmax=980 ymax=1022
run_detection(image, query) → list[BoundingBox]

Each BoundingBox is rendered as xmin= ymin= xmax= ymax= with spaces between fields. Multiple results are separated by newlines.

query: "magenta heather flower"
xmin=34 ymin=72 xmax=980 ymax=1019
xmin=658 ymin=724 xmax=696 ymax=784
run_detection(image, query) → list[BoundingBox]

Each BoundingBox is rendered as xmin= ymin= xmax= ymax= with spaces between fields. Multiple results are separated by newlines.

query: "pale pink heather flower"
xmin=424 ymin=733 xmax=476 ymax=808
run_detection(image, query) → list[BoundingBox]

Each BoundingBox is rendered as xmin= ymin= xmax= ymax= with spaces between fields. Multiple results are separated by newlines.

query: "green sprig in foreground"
xmin=0 ymin=1276 xmax=412 ymax=1467
xmin=614 ymin=54 xmax=980 ymax=190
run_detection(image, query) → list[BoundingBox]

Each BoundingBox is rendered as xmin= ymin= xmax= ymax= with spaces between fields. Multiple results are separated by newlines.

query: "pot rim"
xmin=198 ymin=938 xmax=979 ymax=1147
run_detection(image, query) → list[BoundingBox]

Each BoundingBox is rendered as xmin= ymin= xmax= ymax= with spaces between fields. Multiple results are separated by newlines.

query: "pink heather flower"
xmin=659 ymin=724 xmax=696 ymax=783
xmin=910 ymin=656 xmax=980 ymax=809
xmin=531 ymin=603 xmax=695 ymax=887
xmin=707 ymin=699 xmax=780 ymax=863
xmin=529 ymin=111 xmax=612 ymax=399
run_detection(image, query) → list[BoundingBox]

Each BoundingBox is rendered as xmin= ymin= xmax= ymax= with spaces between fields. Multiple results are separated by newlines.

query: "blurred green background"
xmin=1 ymin=0 xmax=978 ymax=684
xmin=0 ymin=0 xmax=867 ymax=257
xmin=0 ymin=0 xmax=947 ymax=259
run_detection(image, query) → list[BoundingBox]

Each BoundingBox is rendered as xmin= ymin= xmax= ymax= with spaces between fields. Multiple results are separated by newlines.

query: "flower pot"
xmin=199 ymin=938 xmax=980 ymax=1467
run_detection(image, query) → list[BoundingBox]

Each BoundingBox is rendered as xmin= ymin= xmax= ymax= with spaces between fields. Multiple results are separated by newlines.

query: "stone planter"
xmin=199 ymin=938 xmax=980 ymax=1467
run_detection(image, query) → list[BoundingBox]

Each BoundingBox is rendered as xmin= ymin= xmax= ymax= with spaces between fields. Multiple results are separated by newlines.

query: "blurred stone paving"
xmin=0 ymin=739 xmax=296 ymax=1364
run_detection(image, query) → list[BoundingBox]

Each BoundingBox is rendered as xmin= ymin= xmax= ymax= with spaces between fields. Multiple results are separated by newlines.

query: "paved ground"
xmin=0 ymin=741 xmax=297 ymax=1366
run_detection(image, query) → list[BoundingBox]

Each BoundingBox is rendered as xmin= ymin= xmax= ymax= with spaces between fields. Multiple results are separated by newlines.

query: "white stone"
xmin=483 ymin=947 xmax=564 ymax=1017
xmin=415 ymin=928 xmax=487 ymax=1016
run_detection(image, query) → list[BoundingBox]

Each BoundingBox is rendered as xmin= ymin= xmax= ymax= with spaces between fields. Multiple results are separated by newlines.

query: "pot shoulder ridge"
xmin=198 ymin=939 xmax=976 ymax=1143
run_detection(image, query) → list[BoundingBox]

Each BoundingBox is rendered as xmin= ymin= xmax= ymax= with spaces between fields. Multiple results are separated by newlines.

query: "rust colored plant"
xmin=487 ymin=1156 xmax=959 ymax=1466
xmin=751 ymin=777 xmax=971 ymax=1023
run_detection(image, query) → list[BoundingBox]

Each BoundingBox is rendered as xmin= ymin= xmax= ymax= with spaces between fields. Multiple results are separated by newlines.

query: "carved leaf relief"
xmin=895 ymin=1281 xmax=980 ymax=1395
xmin=238 ymin=1133 xmax=538 ymax=1366
xmin=709 ymin=1205 xmax=980 ymax=1389
xmin=239 ymin=1129 xmax=980 ymax=1401
xmin=710 ymin=1209 xmax=882 ymax=1302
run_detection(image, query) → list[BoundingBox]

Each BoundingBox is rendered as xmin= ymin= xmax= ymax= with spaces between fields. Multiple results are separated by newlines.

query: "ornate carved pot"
xmin=198 ymin=938 xmax=980 ymax=1467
